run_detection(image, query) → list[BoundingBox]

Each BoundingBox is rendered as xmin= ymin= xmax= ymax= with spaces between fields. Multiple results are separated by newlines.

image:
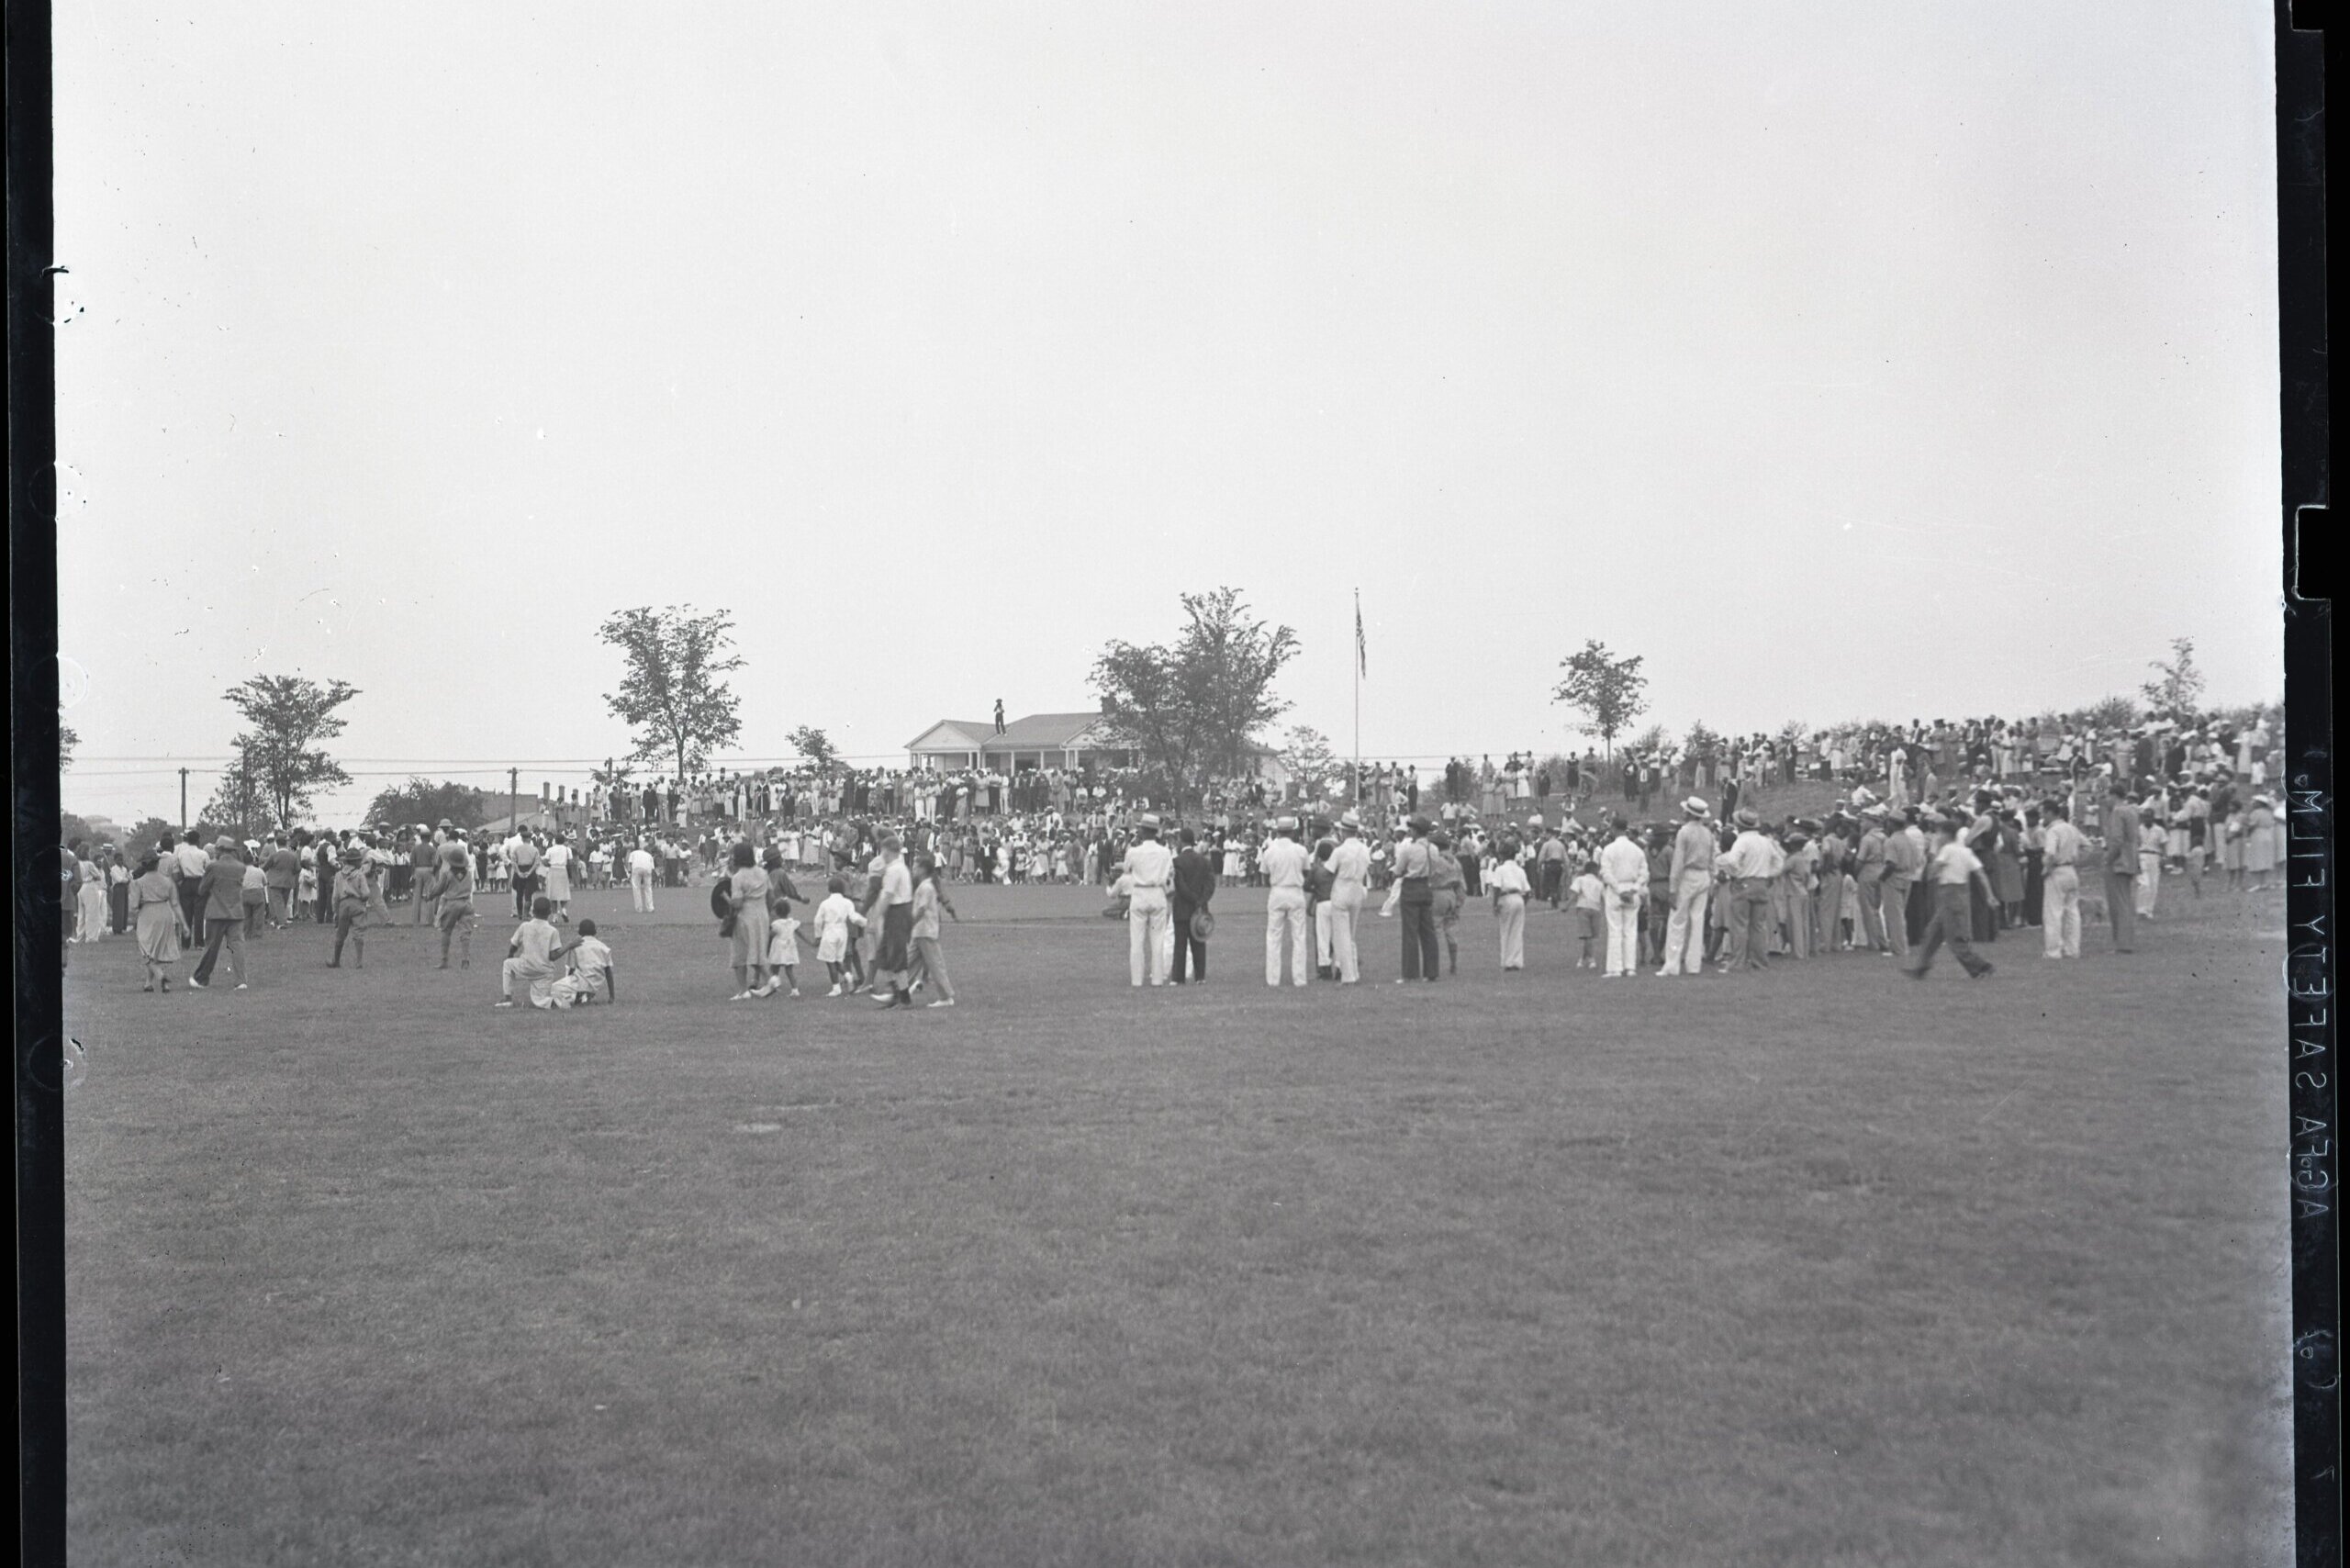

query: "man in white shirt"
xmin=1713 ymin=810 xmax=1785 ymax=971
xmin=2038 ymin=800 xmax=2087 ymax=958
xmin=1596 ymin=818 xmax=1650 ymax=978
xmin=1259 ymin=816 xmax=1313 ymax=987
xmin=1326 ymin=812 xmax=1373 ymax=984
xmin=1659 ymin=798 xmax=1718 ymax=977
xmin=1121 ymin=814 xmax=1175 ymax=987
xmin=627 ymin=841 xmax=658 ymax=912
xmin=1908 ymin=815 xmax=1996 ymax=980
xmin=172 ymin=833 xmax=210 ymax=935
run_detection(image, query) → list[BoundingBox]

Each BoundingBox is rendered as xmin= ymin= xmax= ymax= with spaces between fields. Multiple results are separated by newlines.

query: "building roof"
xmin=906 ymin=711 xmax=1112 ymax=752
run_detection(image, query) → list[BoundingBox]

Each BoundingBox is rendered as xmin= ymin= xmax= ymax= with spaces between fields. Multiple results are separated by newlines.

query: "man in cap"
xmin=1537 ymin=820 xmax=1569 ymax=908
xmin=1596 ymin=817 xmax=1649 ymax=978
xmin=186 ymin=837 xmax=252 ymax=990
xmin=2039 ymin=797 xmax=2087 ymax=958
xmin=1393 ymin=814 xmax=1441 ymax=981
xmin=1325 ymin=812 xmax=1372 ymax=983
xmin=1713 ymin=809 xmax=1782 ymax=971
xmin=1121 ymin=813 xmax=1174 ymax=986
xmin=1879 ymin=809 xmax=1927 ymax=958
xmin=327 ymin=845 xmax=375 ymax=969
xmin=1853 ymin=808 xmax=1892 ymax=953
xmin=1659 ymin=797 xmax=1717 ymax=976
xmin=1259 ymin=815 xmax=1313 ymax=987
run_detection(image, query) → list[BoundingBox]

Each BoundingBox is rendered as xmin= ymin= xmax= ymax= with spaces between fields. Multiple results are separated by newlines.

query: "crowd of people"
xmin=61 ymin=702 xmax=2286 ymax=1002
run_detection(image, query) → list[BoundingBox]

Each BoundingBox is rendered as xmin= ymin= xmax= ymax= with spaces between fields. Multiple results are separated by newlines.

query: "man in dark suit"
xmin=1171 ymin=827 xmax=1215 ymax=983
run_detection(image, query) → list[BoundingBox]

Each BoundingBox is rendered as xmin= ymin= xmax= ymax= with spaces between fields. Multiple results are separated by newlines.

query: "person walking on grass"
xmin=327 ymin=846 xmax=375 ymax=969
xmin=628 ymin=838 xmax=658 ymax=913
xmin=495 ymin=895 xmax=579 ymax=1009
xmin=865 ymin=833 xmax=918 ymax=1009
xmin=186 ymin=839 xmax=252 ymax=991
xmin=1908 ymin=815 xmax=1997 ymax=980
xmin=908 ymin=852 xmax=958 ymax=1007
xmin=131 ymin=852 xmax=191 ymax=991
xmin=1393 ymin=815 xmax=1440 ymax=983
xmin=431 ymin=841 xmax=479 ymax=969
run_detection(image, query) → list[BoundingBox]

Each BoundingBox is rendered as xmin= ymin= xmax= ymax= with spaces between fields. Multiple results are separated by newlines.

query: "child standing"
xmin=296 ymin=858 xmax=319 ymax=924
xmin=327 ymin=847 xmax=374 ymax=969
xmin=813 ymin=876 xmax=867 ymax=997
xmin=764 ymin=900 xmax=813 ymax=998
xmin=1569 ymin=859 xmax=1606 ymax=968
xmin=909 ymin=852 xmax=958 ymax=1007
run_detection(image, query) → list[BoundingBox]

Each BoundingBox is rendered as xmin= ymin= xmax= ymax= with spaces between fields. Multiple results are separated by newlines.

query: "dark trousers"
xmin=1912 ymin=884 xmax=1990 ymax=976
xmin=1399 ymin=885 xmax=1438 ymax=980
xmin=1171 ymin=901 xmax=1207 ymax=982
xmin=1540 ymin=862 xmax=1563 ymax=906
xmin=2103 ymin=871 xmax=2137 ymax=952
xmin=512 ymin=872 xmax=540 ymax=917
xmin=178 ymin=878 xmax=204 ymax=935
xmin=191 ymin=916 xmax=247 ymax=985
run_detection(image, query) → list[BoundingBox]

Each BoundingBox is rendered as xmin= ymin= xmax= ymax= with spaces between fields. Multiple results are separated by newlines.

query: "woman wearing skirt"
xmin=131 ymin=854 xmax=190 ymax=991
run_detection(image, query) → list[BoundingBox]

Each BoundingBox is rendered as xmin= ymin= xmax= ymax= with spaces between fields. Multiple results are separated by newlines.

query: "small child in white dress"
xmin=812 ymin=878 xmax=867 ymax=997
xmin=766 ymin=904 xmax=814 ymax=998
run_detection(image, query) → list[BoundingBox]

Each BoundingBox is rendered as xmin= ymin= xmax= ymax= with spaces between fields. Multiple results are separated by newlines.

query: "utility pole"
xmin=179 ymin=767 xmax=188 ymax=832
xmin=509 ymin=767 xmax=519 ymax=834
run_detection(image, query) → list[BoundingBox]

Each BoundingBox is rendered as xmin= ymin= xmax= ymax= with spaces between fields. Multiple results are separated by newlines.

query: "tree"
xmin=1683 ymin=721 xmax=1721 ymax=765
xmin=1629 ymin=722 xmax=1673 ymax=757
xmin=2141 ymin=637 xmax=2206 ymax=723
xmin=122 ymin=816 xmax=177 ymax=864
xmin=599 ymin=606 xmax=745 ymax=781
xmin=219 ymin=674 xmax=360 ymax=833
xmin=60 ymin=709 xmax=77 ymax=771
xmin=1278 ymin=725 xmax=1346 ymax=803
xmin=2083 ymin=693 xmax=2140 ymax=731
xmin=789 ymin=725 xmax=841 ymax=779
xmin=1090 ymin=588 xmax=1301 ymax=800
xmin=366 ymin=777 xmax=490 ymax=830
xmin=1551 ymin=640 xmax=1648 ymax=758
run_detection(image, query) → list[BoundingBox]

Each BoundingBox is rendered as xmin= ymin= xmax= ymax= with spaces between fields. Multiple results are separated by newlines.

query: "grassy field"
xmin=63 ymin=870 xmax=2292 ymax=1567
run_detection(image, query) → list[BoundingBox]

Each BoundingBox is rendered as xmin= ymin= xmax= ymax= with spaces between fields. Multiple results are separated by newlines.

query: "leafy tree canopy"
xmin=1091 ymin=588 xmax=1300 ymax=802
xmin=599 ymin=606 xmax=745 ymax=782
xmin=1551 ymin=640 xmax=1648 ymax=757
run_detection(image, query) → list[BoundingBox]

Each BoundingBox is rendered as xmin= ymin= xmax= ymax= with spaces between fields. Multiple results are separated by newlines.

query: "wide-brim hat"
xmin=1406 ymin=814 xmax=1432 ymax=832
xmin=1337 ymin=811 xmax=1361 ymax=829
xmin=341 ymin=846 xmax=364 ymax=862
xmin=1682 ymin=796 xmax=1709 ymax=816
xmin=1136 ymin=812 xmax=1160 ymax=830
xmin=1733 ymin=809 xmax=1760 ymax=827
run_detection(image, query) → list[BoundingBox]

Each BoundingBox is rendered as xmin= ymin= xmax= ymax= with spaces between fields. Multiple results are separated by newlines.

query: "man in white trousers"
xmin=1659 ymin=798 xmax=1717 ymax=976
xmin=1122 ymin=814 xmax=1175 ymax=986
xmin=1259 ymin=816 xmax=1313 ymax=987
xmin=627 ymin=840 xmax=658 ymax=913
xmin=1597 ymin=817 xmax=1649 ymax=978
xmin=2039 ymin=799 xmax=2086 ymax=958
xmin=1326 ymin=812 xmax=1372 ymax=983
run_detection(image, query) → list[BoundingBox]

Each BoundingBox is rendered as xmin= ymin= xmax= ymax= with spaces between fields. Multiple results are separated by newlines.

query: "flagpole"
xmin=1352 ymin=588 xmax=1362 ymax=809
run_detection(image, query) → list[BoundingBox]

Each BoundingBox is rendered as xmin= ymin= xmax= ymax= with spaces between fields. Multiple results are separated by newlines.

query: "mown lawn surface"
xmin=63 ymin=873 xmax=2293 ymax=1567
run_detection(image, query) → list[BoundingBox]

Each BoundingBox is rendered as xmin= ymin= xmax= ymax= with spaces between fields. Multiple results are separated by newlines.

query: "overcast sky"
xmin=56 ymin=2 xmax=2283 ymax=825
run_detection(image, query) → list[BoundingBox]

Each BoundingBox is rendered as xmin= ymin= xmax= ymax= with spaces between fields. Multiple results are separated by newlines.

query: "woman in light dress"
xmin=74 ymin=852 xmax=108 ymax=942
xmin=131 ymin=853 xmax=191 ymax=991
xmin=542 ymin=839 xmax=574 ymax=920
xmin=2244 ymin=795 xmax=2279 ymax=890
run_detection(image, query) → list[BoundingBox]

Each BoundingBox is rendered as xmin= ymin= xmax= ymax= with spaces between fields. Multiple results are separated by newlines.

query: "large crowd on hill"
xmin=62 ymin=703 xmax=2286 ymax=1002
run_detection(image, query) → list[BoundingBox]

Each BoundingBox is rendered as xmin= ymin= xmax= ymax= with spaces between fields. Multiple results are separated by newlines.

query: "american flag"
xmin=1354 ymin=592 xmax=1367 ymax=676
